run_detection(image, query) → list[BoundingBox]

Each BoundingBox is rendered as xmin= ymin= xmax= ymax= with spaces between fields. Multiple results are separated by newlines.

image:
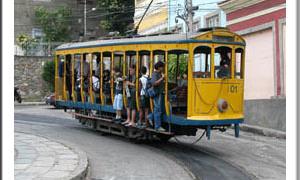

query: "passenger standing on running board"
xmin=138 ymin=66 xmax=150 ymax=128
xmin=113 ymin=68 xmax=124 ymax=123
xmin=151 ymin=61 xmax=166 ymax=132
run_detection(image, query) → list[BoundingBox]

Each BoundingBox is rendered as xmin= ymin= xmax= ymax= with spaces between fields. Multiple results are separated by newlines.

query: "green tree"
xmin=97 ymin=0 xmax=135 ymax=35
xmin=42 ymin=60 xmax=55 ymax=92
xmin=35 ymin=6 xmax=72 ymax=42
xmin=168 ymin=54 xmax=188 ymax=82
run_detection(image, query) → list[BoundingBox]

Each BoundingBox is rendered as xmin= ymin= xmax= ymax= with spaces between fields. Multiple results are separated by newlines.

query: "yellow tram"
xmin=54 ymin=27 xmax=245 ymax=140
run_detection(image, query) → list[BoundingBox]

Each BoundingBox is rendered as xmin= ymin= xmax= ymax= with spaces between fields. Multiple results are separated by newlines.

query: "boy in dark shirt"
xmin=151 ymin=61 xmax=166 ymax=131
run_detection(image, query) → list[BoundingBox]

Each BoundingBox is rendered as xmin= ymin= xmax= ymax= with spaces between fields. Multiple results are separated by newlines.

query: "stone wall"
xmin=14 ymin=56 xmax=53 ymax=102
xmin=244 ymin=99 xmax=286 ymax=131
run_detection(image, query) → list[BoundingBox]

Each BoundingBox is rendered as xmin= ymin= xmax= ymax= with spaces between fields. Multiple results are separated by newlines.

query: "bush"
xmin=42 ymin=60 xmax=55 ymax=92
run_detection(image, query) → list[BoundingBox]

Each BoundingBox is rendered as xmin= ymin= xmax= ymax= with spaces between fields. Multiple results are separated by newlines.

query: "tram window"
xmin=82 ymin=54 xmax=91 ymax=102
xmin=113 ymin=52 xmax=123 ymax=74
xmin=214 ymin=46 xmax=232 ymax=79
xmin=65 ymin=55 xmax=72 ymax=100
xmin=139 ymin=52 xmax=150 ymax=76
xmin=57 ymin=55 xmax=65 ymax=100
xmin=193 ymin=46 xmax=211 ymax=78
xmin=153 ymin=50 xmax=165 ymax=63
xmin=103 ymin=52 xmax=112 ymax=105
xmin=92 ymin=53 xmax=101 ymax=77
xmin=74 ymin=54 xmax=81 ymax=79
xmin=235 ymin=48 xmax=244 ymax=79
xmin=125 ymin=52 xmax=136 ymax=75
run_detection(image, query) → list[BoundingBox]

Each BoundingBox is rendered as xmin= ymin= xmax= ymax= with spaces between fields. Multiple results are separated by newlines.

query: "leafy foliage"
xmin=168 ymin=54 xmax=188 ymax=82
xmin=42 ymin=60 xmax=55 ymax=92
xmin=35 ymin=6 xmax=72 ymax=42
xmin=97 ymin=0 xmax=135 ymax=35
xmin=16 ymin=34 xmax=37 ymax=55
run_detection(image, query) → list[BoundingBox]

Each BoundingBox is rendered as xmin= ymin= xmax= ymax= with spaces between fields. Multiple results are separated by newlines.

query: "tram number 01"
xmin=228 ymin=85 xmax=238 ymax=93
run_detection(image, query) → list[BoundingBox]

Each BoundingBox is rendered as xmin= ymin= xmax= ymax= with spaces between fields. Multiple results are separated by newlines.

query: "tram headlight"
xmin=217 ymin=99 xmax=228 ymax=113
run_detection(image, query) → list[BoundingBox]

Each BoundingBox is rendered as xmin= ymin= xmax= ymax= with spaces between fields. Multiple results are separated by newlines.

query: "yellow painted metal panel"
xmin=149 ymin=51 xmax=154 ymax=111
xmin=136 ymin=51 xmax=140 ymax=111
xmin=54 ymin=55 xmax=59 ymax=99
xmin=100 ymin=53 xmax=104 ymax=105
xmin=90 ymin=54 xmax=94 ymax=104
xmin=111 ymin=53 xmax=114 ymax=103
xmin=164 ymin=51 xmax=170 ymax=116
xmin=71 ymin=55 xmax=75 ymax=102
xmin=123 ymin=52 xmax=128 ymax=107
xmin=80 ymin=54 xmax=84 ymax=103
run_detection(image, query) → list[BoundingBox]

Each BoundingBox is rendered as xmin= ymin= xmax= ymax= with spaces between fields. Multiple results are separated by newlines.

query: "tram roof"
xmin=56 ymin=28 xmax=245 ymax=51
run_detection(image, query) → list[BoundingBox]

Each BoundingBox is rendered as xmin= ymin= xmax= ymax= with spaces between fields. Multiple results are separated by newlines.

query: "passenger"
xmin=92 ymin=55 xmax=101 ymax=77
xmin=138 ymin=66 xmax=150 ymax=128
xmin=171 ymin=72 xmax=188 ymax=93
xmin=103 ymin=69 xmax=110 ymax=93
xmin=123 ymin=65 xmax=137 ymax=127
xmin=92 ymin=71 xmax=100 ymax=104
xmin=218 ymin=53 xmax=230 ymax=78
xmin=178 ymin=72 xmax=188 ymax=87
xmin=92 ymin=71 xmax=100 ymax=92
xmin=113 ymin=68 xmax=124 ymax=123
xmin=151 ymin=61 xmax=166 ymax=132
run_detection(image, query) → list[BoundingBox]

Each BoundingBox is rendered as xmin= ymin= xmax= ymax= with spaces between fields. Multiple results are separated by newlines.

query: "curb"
xmin=15 ymin=131 xmax=89 ymax=180
xmin=14 ymin=102 xmax=46 ymax=106
xmin=239 ymin=124 xmax=286 ymax=139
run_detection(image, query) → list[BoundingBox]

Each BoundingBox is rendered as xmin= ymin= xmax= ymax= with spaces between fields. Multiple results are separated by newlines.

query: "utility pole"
xmin=84 ymin=0 xmax=87 ymax=37
xmin=186 ymin=0 xmax=193 ymax=33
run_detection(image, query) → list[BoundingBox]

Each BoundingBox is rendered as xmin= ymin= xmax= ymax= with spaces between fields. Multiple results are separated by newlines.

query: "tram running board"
xmin=72 ymin=112 xmax=174 ymax=139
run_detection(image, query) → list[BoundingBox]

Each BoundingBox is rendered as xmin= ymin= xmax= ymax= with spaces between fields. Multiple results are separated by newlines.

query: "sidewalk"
xmin=240 ymin=124 xmax=286 ymax=139
xmin=15 ymin=132 xmax=88 ymax=180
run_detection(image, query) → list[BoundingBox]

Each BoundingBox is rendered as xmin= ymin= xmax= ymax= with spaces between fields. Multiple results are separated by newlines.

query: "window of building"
xmin=206 ymin=14 xmax=220 ymax=28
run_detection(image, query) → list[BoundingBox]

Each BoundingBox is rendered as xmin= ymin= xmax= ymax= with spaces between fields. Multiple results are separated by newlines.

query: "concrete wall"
xmin=244 ymin=99 xmax=286 ymax=131
xmin=14 ymin=56 xmax=53 ymax=102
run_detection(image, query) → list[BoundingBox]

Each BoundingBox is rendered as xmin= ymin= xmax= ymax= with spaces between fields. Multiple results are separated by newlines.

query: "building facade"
xmin=168 ymin=0 xmax=227 ymax=33
xmin=134 ymin=0 xmax=227 ymax=35
xmin=219 ymin=0 xmax=286 ymax=100
xmin=134 ymin=0 xmax=169 ymax=34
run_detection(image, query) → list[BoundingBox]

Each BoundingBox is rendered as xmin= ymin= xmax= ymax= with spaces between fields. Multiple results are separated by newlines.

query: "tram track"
xmin=148 ymin=141 xmax=255 ymax=180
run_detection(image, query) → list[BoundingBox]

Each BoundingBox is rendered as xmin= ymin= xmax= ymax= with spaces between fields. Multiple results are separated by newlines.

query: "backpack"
xmin=145 ymin=77 xmax=157 ymax=98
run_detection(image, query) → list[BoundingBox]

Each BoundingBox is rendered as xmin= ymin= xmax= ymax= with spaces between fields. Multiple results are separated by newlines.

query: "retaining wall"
xmin=14 ymin=55 xmax=53 ymax=102
xmin=244 ymin=99 xmax=286 ymax=131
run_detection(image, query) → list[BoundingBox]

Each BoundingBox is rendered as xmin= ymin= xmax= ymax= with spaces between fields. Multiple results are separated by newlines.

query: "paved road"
xmin=15 ymin=105 xmax=285 ymax=180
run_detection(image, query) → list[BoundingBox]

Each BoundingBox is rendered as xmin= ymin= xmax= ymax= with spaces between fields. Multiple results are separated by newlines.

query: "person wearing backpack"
xmin=151 ymin=61 xmax=166 ymax=132
xmin=138 ymin=66 xmax=150 ymax=128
